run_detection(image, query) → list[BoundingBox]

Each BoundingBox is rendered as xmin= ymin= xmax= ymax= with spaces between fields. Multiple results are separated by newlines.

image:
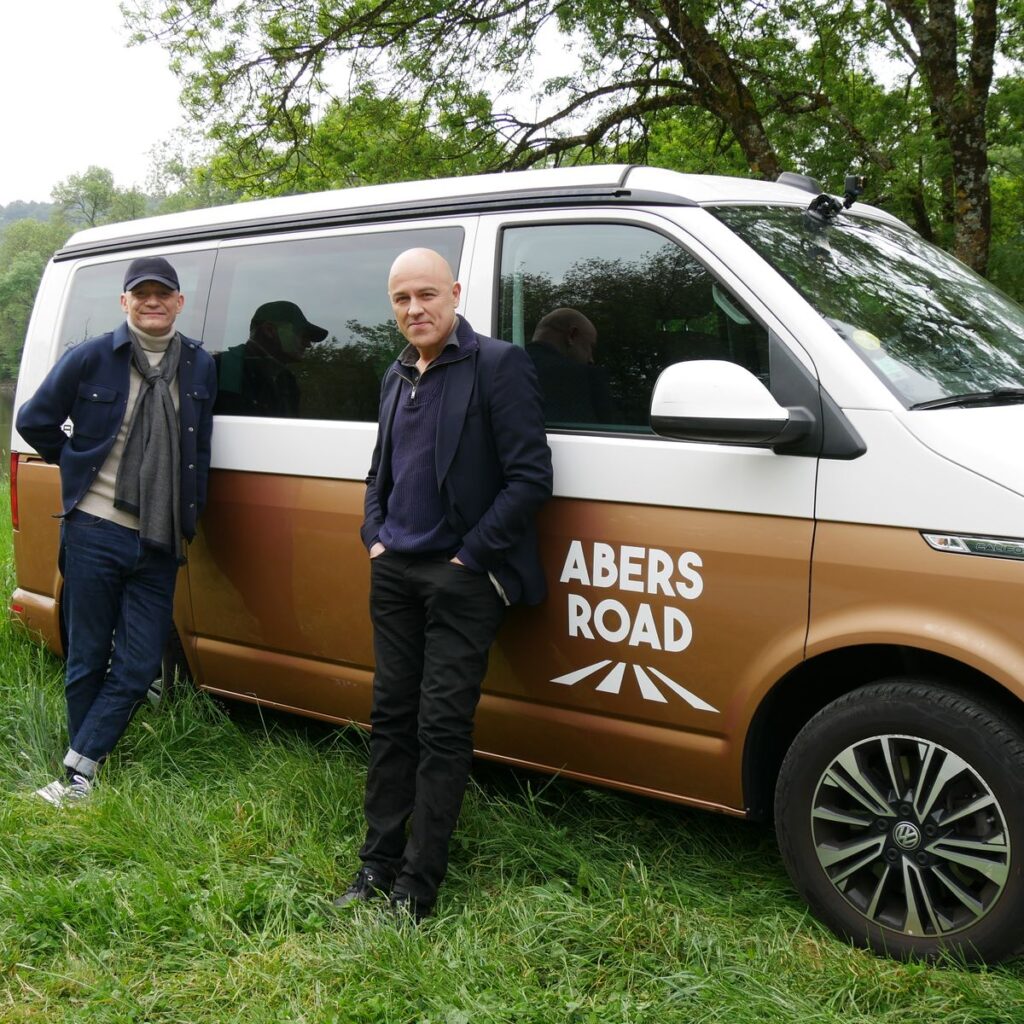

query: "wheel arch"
xmin=741 ymin=643 xmax=1024 ymax=821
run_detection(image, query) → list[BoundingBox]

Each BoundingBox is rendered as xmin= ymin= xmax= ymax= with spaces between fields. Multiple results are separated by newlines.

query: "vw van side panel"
xmin=10 ymin=458 xmax=63 ymax=653
xmin=187 ymin=468 xmax=374 ymax=695
xmin=10 ymin=189 xmax=824 ymax=819
xmin=184 ymin=472 xmax=814 ymax=812
xmin=807 ymin=521 xmax=1024 ymax=699
xmin=489 ymin=499 xmax=813 ymax=810
xmin=816 ymin=410 xmax=1024 ymax=535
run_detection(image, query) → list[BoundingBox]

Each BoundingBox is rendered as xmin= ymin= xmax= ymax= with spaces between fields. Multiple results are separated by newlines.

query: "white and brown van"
xmin=11 ymin=165 xmax=1024 ymax=961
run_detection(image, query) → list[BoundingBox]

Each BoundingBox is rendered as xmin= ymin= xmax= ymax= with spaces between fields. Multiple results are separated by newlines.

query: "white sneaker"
xmin=65 ymin=774 xmax=93 ymax=802
xmin=33 ymin=779 xmax=68 ymax=806
xmin=147 ymin=676 xmax=163 ymax=707
xmin=33 ymin=774 xmax=93 ymax=807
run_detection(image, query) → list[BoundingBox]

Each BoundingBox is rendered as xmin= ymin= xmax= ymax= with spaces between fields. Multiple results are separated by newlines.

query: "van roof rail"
xmin=54 ymin=183 xmax=696 ymax=261
xmin=776 ymin=172 xmax=823 ymax=194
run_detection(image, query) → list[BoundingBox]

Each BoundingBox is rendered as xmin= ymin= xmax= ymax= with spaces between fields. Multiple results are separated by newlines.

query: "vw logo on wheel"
xmin=892 ymin=821 xmax=922 ymax=850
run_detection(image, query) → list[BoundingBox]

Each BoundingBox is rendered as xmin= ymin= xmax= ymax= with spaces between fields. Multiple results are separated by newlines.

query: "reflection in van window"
xmin=58 ymin=251 xmax=215 ymax=352
xmin=206 ymin=227 xmax=463 ymax=422
xmin=499 ymin=223 xmax=769 ymax=432
xmin=713 ymin=206 xmax=1024 ymax=407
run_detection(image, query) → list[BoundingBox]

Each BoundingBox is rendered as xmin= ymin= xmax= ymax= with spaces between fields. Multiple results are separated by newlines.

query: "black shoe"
xmin=332 ymin=866 xmax=393 ymax=910
xmin=387 ymin=890 xmax=434 ymax=924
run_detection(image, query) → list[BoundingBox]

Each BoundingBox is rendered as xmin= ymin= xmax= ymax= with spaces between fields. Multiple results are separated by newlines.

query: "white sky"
xmin=0 ymin=3 xmax=587 ymax=209
xmin=0 ymin=1 xmax=185 ymax=206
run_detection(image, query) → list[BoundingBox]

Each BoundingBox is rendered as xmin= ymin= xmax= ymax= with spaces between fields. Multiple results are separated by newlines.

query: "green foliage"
xmin=123 ymin=1 xmax=1024 ymax=274
xmin=146 ymin=136 xmax=243 ymax=212
xmin=51 ymin=166 xmax=122 ymax=228
xmin=0 ymin=200 xmax=55 ymax=228
xmin=987 ymin=76 xmax=1024 ymax=300
xmin=645 ymin=107 xmax=753 ymax=177
xmin=110 ymin=188 xmax=153 ymax=223
xmin=207 ymin=85 xmax=509 ymax=198
xmin=988 ymin=151 xmax=1024 ymax=301
xmin=0 ymin=217 xmax=72 ymax=379
xmin=50 ymin=167 xmax=165 ymax=226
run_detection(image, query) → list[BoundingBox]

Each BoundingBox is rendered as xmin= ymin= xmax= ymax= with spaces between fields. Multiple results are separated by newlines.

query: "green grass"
xmin=0 ymin=514 xmax=1023 ymax=1023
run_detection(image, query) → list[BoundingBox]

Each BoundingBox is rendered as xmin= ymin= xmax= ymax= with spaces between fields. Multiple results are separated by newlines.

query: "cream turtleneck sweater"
xmin=76 ymin=321 xmax=181 ymax=529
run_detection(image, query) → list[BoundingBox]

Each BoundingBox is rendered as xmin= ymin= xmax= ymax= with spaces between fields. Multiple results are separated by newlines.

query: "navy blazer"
xmin=16 ymin=322 xmax=217 ymax=541
xmin=361 ymin=317 xmax=553 ymax=605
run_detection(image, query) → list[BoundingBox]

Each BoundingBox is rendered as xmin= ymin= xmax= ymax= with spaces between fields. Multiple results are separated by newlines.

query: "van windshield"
xmin=712 ymin=205 xmax=1024 ymax=407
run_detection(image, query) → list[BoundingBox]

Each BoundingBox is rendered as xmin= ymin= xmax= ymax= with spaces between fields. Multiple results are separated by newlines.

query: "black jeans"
xmin=360 ymin=551 xmax=505 ymax=904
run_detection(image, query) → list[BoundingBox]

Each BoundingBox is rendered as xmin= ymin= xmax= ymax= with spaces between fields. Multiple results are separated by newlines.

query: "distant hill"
xmin=0 ymin=201 xmax=55 ymax=229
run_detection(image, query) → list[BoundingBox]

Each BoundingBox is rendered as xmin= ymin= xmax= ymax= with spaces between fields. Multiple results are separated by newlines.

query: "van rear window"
xmin=205 ymin=226 xmax=463 ymax=422
xmin=58 ymin=251 xmax=215 ymax=353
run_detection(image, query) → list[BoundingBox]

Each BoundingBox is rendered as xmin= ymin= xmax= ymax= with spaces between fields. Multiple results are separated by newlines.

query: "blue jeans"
xmin=60 ymin=509 xmax=179 ymax=777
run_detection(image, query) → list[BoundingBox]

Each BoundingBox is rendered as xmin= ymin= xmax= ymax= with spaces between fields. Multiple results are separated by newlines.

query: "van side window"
xmin=498 ymin=223 xmax=769 ymax=432
xmin=204 ymin=227 xmax=463 ymax=422
xmin=58 ymin=251 xmax=215 ymax=352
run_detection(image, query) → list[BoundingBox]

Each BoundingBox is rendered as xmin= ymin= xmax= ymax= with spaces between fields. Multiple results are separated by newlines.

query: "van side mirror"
xmin=650 ymin=360 xmax=813 ymax=448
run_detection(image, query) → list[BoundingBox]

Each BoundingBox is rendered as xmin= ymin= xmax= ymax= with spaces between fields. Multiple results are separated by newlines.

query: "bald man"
xmin=532 ymin=307 xmax=598 ymax=365
xmin=527 ymin=308 xmax=618 ymax=425
xmin=334 ymin=248 xmax=552 ymax=922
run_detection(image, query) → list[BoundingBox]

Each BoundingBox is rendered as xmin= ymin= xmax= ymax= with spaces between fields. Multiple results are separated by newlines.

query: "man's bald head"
xmin=387 ymin=248 xmax=462 ymax=363
xmin=532 ymin=307 xmax=598 ymax=365
xmin=388 ymin=248 xmax=456 ymax=291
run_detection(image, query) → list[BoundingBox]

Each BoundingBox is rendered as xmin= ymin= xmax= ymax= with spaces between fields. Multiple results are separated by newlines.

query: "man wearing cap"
xmin=17 ymin=256 xmax=217 ymax=806
xmin=214 ymin=300 xmax=327 ymax=418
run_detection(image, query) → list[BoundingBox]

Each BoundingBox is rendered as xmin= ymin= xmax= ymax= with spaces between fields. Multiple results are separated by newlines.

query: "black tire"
xmin=775 ymin=679 xmax=1024 ymax=962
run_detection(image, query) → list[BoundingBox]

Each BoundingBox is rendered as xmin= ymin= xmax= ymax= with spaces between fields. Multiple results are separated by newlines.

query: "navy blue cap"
xmin=123 ymin=256 xmax=180 ymax=293
xmin=251 ymin=300 xmax=328 ymax=342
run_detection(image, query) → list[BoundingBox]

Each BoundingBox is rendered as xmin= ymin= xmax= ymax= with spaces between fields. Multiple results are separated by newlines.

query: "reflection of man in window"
xmin=527 ymin=308 xmax=616 ymax=426
xmin=215 ymin=301 xmax=328 ymax=417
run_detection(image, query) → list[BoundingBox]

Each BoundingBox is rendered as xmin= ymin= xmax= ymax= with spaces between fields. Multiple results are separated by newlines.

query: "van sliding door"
xmin=186 ymin=222 xmax=470 ymax=722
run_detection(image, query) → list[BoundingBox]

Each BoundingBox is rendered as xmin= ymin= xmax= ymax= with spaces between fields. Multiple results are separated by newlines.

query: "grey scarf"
xmin=114 ymin=331 xmax=183 ymax=561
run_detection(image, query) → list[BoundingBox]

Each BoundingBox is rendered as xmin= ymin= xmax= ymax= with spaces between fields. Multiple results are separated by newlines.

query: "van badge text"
xmin=550 ymin=541 xmax=719 ymax=712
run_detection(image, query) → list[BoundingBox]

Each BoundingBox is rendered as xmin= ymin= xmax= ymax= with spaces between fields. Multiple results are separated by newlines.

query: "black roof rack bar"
xmin=54 ymin=185 xmax=695 ymax=261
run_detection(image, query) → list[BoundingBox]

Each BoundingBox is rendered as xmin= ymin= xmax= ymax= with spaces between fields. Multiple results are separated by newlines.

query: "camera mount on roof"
xmin=801 ymin=174 xmax=866 ymax=228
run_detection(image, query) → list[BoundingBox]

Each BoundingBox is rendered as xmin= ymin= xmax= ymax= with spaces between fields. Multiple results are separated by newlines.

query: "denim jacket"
xmin=17 ymin=321 xmax=217 ymax=540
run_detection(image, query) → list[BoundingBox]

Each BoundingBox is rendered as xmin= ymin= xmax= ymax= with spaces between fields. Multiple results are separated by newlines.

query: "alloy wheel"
xmin=810 ymin=733 xmax=1010 ymax=937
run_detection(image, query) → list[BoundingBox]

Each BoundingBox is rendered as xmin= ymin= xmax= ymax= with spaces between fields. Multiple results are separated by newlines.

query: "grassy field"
xmin=0 ymin=516 xmax=1022 ymax=1023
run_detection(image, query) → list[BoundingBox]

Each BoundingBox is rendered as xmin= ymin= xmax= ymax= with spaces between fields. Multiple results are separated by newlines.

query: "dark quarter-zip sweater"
xmin=377 ymin=330 xmax=473 ymax=561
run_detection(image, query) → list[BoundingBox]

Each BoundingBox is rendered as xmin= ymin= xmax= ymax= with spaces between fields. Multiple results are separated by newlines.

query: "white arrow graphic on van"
xmin=550 ymin=660 xmax=719 ymax=712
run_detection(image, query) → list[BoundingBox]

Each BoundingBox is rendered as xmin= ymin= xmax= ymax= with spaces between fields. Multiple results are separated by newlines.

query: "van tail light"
xmin=10 ymin=452 xmax=18 ymax=531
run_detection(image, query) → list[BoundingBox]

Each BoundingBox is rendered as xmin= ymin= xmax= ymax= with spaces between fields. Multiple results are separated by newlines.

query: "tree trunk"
xmin=630 ymin=1 xmax=782 ymax=179
xmin=884 ymin=0 xmax=996 ymax=274
xmin=948 ymin=111 xmax=992 ymax=274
